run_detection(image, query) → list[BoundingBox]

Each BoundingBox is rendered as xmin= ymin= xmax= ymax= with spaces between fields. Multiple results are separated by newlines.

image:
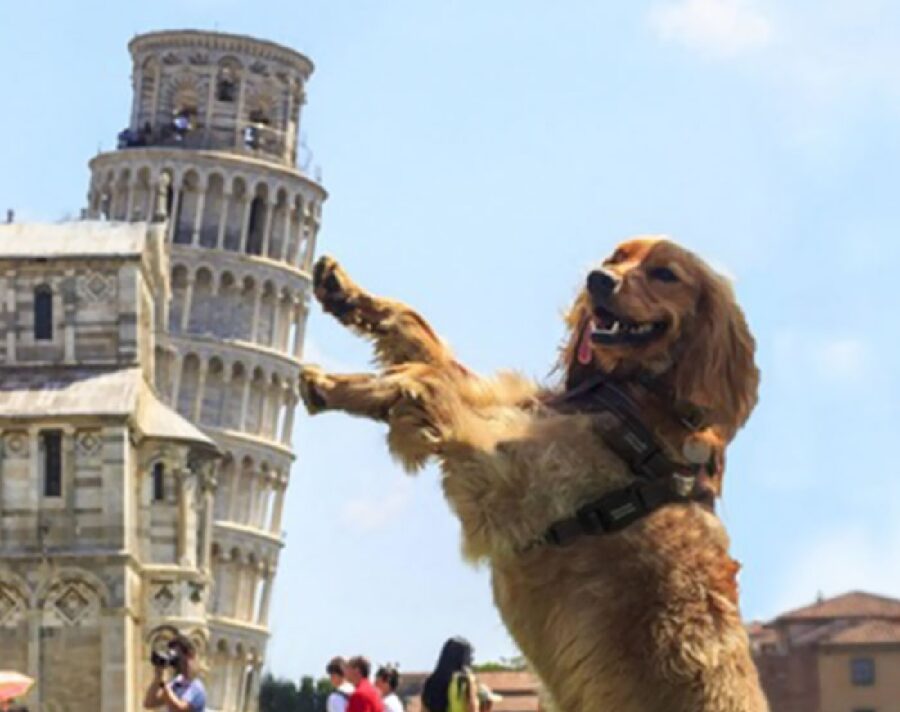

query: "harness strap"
xmin=524 ymin=371 xmax=709 ymax=551
xmin=540 ymin=477 xmax=694 ymax=547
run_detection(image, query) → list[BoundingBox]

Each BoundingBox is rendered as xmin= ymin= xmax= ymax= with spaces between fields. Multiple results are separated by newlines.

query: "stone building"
xmin=749 ymin=590 xmax=900 ymax=712
xmin=0 ymin=29 xmax=324 ymax=712
xmin=0 ymin=222 xmax=219 ymax=712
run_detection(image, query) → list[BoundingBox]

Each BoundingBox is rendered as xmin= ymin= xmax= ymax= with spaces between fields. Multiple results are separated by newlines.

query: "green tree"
xmin=473 ymin=655 xmax=527 ymax=672
xmin=258 ymin=673 xmax=333 ymax=712
xmin=259 ymin=673 xmax=300 ymax=712
xmin=298 ymin=675 xmax=333 ymax=712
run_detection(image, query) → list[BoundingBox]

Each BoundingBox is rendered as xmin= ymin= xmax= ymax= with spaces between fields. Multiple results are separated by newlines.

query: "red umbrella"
xmin=0 ymin=671 xmax=34 ymax=703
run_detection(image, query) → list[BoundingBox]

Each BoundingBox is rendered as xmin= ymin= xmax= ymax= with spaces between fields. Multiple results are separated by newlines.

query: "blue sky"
xmin=2 ymin=0 xmax=899 ymax=680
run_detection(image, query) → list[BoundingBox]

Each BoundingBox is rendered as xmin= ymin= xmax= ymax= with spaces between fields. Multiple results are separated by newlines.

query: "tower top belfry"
xmin=124 ymin=29 xmax=314 ymax=168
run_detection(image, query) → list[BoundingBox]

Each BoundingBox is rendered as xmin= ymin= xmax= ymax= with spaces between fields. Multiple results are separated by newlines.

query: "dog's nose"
xmin=587 ymin=269 xmax=619 ymax=300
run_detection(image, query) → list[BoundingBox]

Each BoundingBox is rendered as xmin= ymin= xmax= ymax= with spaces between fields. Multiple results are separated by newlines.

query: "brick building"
xmin=750 ymin=591 xmax=900 ymax=712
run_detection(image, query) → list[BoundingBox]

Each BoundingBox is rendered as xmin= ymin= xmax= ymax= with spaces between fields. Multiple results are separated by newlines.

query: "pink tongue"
xmin=577 ymin=320 xmax=594 ymax=365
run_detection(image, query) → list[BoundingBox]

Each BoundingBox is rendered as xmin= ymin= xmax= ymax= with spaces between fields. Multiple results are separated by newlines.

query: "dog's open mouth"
xmin=590 ymin=304 xmax=667 ymax=346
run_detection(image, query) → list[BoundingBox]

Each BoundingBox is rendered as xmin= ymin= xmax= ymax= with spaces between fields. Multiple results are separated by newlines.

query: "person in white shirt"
xmin=326 ymin=657 xmax=355 ymax=712
xmin=375 ymin=665 xmax=403 ymax=712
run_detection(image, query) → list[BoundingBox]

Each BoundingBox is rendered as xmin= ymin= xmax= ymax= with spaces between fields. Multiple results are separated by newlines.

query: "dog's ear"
xmin=673 ymin=271 xmax=759 ymax=439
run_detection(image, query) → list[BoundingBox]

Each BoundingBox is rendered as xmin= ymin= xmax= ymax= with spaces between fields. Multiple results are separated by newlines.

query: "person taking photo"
xmin=143 ymin=634 xmax=207 ymax=712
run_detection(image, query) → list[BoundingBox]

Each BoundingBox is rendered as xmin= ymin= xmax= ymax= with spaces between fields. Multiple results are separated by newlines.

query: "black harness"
xmin=526 ymin=372 xmax=711 ymax=549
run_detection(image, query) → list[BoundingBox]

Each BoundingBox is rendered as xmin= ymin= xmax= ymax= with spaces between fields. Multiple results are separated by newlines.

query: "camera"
xmin=150 ymin=647 xmax=181 ymax=668
xmin=149 ymin=625 xmax=186 ymax=669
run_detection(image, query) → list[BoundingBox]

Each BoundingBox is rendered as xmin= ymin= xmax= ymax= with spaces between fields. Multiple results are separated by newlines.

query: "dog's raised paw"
xmin=312 ymin=256 xmax=360 ymax=322
xmin=298 ymin=365 xmax=332 ymax=415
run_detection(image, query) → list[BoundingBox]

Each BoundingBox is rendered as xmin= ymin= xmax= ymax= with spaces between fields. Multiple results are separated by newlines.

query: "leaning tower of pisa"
xmin=85 ymin=30 xmax=325 ymax=712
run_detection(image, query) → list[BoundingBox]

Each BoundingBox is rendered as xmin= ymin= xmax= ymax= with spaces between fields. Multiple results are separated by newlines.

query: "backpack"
xmin=447 ymin=671 xmax=473 ymax=712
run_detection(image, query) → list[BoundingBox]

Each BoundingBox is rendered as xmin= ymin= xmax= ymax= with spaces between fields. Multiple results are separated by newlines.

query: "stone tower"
xmin=85 ymin=30 xmax=325 ymax=712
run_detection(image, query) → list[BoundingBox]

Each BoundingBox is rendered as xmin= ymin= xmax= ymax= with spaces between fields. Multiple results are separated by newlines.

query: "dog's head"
xmin=562 ymin=237 xmax=759 ymax=439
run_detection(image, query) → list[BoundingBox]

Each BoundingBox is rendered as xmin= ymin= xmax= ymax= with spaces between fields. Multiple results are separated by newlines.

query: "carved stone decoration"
xmin=249 ymin=60 xmax=269 ymax=76
xmin=189 ymin=52 xmax=210 ymax=66
xmin=162 ymin=52 xmax=182 ymax=66
xmin=0 ymin=585 xmax=26 ymax=627
xmin=76 ymin=431 xmax=102 ymax=457
xmin=153 ymin=583 xmax=176 ymax=613
xmin=4 ymin=432 xmax=27 ymax=457
xmin=44 ymin=579 xmax=101 ymax=627
xmin=56 ymin=585 xmax=90 ymax=623
xmin=77 ymin=272 xmax=117 ymax=303
xmin=169 ymin=73 xmax=202 ymax=112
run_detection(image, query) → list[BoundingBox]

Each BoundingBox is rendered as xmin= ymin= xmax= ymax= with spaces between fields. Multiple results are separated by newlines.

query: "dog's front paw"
xmin=313 ymin=255 xmax=359 ymax=323
xmin=299 ymin=365 xmax=334 ymax=415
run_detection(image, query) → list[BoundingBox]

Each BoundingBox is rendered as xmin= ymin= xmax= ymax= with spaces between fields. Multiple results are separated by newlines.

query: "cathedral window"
xmin=152 ymin=462 xmax=166 ymax=502
xmin=41 ymin=430 xmax=63 ymax=497
xmin=34 ymin=285 xmax=53 ymax=340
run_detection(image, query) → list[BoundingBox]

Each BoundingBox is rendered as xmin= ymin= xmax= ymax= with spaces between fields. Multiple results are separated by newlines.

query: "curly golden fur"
xmin=299 ymin=237 xmax=767 ymax=712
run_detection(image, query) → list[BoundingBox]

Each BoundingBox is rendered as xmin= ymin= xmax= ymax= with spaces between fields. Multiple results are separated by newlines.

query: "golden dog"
xmin=299 ymin=237 xmax=767 ymax=712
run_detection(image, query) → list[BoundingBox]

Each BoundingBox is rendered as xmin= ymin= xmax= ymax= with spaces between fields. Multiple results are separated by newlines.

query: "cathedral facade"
xmin=0 ymin=30 xmax=324 ymax=712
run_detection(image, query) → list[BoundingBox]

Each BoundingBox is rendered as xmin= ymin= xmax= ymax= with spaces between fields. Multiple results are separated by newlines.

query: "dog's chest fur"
xmin=438 ymin=404 xmax=753 ymax=712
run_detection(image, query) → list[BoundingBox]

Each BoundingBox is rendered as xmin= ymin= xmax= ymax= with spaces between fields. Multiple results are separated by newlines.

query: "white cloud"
xmin=647 ymin=0 xmax=773 ymax=58
xmin=340 ymin=477 xmax=414 ymax=532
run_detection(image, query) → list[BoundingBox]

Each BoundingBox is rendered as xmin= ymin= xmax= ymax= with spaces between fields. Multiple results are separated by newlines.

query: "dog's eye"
xmin=649 ymin=266 xmax=679 ymax=283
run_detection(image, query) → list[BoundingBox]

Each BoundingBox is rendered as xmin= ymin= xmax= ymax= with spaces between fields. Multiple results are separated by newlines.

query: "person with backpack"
xmin=326 ymin=657 xmax=355 ymax=712
xmin=420 ymin=638 xmax=478 ymax=712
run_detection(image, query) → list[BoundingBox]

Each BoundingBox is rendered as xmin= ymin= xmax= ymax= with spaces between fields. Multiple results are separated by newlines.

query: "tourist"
xmin=421 ymin=637 xmax=478 ymax=712
xmin=477 ymin=684 xmax=502 ymax=712
xmin=345 ymin=656 xmax=384 ymax=712
xmin=142 ymin=634 xmax=207 ymax=712
xmin=374 ymin=665 xmax=403 ymax=712
xmin=326 ymin=656 xmax=355 ymax=712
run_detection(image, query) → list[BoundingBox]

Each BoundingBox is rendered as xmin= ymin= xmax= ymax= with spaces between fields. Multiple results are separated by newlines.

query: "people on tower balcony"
xmin=172 ymin=110 xmax=193 ymax=142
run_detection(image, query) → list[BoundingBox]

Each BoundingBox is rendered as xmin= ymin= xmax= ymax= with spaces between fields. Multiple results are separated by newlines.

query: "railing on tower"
xmin=117 ymin=118 xmax=291 ymax=165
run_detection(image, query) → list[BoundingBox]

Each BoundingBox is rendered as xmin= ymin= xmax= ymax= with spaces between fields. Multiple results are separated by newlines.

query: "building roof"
xmin=0 ymin=221 xmax=149 ymax=259
xmin=0 ymin=367 xmax=215 ymax=448
xmin=777 ymin=591 xmax=900 ymax=622
xmin=746 ymin=621 xmax=778 ymax=646
xmin=821 ymin=619 xmax=900 ymax=646
xmin=479 ymin=671 xmax=541 ymax=712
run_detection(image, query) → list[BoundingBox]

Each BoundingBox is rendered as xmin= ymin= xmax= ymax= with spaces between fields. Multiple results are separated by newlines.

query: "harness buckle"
xmin=670 ymin=473 xmax=696 ymax=498
xmin=593 ymin=486 xmax=646 ymax=533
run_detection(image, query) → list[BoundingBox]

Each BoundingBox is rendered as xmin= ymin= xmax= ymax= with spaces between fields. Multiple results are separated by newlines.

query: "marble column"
xmin=216 ymin=192 xmax=231 ymax=249
xmin=191 ymin=186 xmax=207 ymax=246
xmin=180 ymin=276 xmax=195 ymax=333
